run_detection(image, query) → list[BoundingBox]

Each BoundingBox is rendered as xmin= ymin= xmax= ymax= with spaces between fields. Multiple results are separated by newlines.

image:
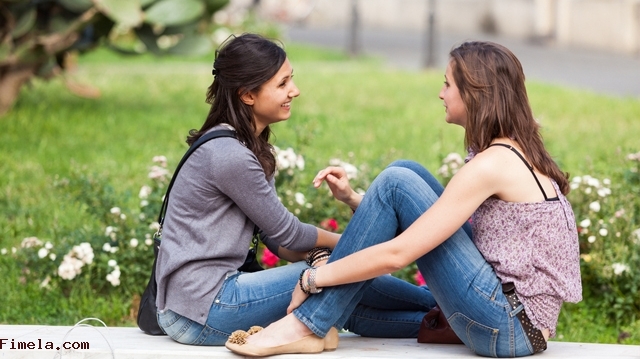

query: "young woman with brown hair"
xmin=226 ymin=41 xmax=582 ymax=357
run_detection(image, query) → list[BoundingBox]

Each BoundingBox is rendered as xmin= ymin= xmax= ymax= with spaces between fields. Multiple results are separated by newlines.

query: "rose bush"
xmin=569 ymin=151 xmax=640 ymax=326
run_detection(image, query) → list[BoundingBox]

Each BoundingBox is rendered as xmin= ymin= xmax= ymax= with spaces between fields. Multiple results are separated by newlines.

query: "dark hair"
xmin=187 ymin=33 xmax=287 ymax=178
xmin=449 ymin=41 xmax=570 ymax=194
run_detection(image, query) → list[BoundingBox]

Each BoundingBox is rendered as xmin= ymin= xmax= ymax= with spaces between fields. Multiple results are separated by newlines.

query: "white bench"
xmin=1 ymin=324 xmax=638 ymax=358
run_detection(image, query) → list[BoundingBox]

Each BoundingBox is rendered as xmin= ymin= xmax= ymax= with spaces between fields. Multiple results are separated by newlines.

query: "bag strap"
xmin=156 ymin=129 xmax=237 ymax=230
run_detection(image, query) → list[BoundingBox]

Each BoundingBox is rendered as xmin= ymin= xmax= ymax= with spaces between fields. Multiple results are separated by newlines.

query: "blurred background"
xmin=2 ymin=0 xmax=640 ymax=115
xmin=259 ymin=0 xmax=640 ymax=97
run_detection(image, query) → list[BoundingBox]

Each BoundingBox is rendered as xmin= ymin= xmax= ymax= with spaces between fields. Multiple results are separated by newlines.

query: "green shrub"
xmin=569 ymin=151 xmax=640 ymax=326
xmin=3 ymin=158 xmax=168 ymax=311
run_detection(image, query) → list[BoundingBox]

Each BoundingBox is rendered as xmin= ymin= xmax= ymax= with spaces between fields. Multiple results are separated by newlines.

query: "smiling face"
xmin=241 ymin=58 xmax=300 ymax=135
xmin=438 ymin=60 xmax=467 ymax=128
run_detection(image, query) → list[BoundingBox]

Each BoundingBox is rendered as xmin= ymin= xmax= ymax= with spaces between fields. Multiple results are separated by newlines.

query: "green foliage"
xmin=5 ymin=159 xmax=167 ymax=305
xmin=555 ymin=300 xmax=640 ymax=344
xmin=0 ymin=253 xmax=136 ymax=326
xmin=0 ymin=0 xmax=232 ymax=63
xmin=144 ymin=0 xmax=205 ymax=27
xmin=568 ymin=152 xmax=640 ymax=327
xmin=0 ymin=0 xmax=240 ymax=115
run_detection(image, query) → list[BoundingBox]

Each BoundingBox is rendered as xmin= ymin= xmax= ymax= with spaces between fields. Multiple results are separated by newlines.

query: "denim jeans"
xmin=293 ymin=160 xmax=536 ymax=357
xmin=158 ymin=165 xmax=437 ymax=345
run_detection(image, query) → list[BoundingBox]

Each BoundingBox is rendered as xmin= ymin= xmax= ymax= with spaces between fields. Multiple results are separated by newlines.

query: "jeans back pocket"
xmin=158 ymin=309 xmax=197 ymax=343
xmin=448 ymin=312 xmax=499 ymax=357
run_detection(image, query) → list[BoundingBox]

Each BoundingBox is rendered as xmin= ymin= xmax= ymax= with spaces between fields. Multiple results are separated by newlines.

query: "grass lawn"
xmin=0 ymin=43 xmax=639 ymax=344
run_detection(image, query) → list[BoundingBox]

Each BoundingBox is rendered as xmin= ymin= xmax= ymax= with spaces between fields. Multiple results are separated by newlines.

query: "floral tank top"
xmin=469 ymin=145 xmax=582 ymax=337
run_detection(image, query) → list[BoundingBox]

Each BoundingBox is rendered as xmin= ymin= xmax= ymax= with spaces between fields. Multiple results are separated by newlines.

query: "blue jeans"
xmin=158 ymin=163 xmax=437 ymax=345
xmin=293 ymin=160 xmax=536 ymax=357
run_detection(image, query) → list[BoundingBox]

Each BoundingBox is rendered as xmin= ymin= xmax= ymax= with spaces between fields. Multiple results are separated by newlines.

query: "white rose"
xmin=139 ymin=185 xmax=152 ymax=199
xmin=612 ymin=263 xmax=629 ymax=275
xmin=105 ymin=226 xmax=116 ymax=236
xmin=579 ymin=219 xmax=591 ymax=228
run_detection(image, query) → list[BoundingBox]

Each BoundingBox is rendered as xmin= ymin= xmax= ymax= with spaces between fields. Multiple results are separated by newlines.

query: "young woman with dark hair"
xmin=154 ymin=33 xmax=437 ymax=347
xmin=226 ymin=41 xmax=582 ymax=357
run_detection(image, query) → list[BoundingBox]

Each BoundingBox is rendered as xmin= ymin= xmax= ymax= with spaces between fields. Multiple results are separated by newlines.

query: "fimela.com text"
xmin=1 ymin=338 xmax=90 ymax=350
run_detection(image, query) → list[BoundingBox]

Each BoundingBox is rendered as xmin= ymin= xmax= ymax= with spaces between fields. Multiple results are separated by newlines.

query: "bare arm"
xmin=288 ymin=156 xmax=503 ymax=312
xmin=275 ymin=227 xmax=341 ymax=262
xmin=316 ymin=158 xmax=500 ymax=284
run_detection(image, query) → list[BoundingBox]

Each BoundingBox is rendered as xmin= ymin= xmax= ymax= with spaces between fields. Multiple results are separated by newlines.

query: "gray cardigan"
xmin=155 ymin=132 xmax=317 ymax=325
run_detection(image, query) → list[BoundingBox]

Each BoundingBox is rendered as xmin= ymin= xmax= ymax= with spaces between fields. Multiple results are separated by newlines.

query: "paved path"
xmin=284 ymin=25 xmax=640 ymax=98
xmin=1 ymin=325 xmax=639 ymax=358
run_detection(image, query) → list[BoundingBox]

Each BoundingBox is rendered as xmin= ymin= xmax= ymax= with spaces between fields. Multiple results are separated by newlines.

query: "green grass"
xmin=1 ymin=43 xmax=639 ymax=344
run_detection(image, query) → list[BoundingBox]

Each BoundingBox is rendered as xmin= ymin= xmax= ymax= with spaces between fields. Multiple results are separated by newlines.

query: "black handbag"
xmin=137 ymin=129 xmax=264 ymax=335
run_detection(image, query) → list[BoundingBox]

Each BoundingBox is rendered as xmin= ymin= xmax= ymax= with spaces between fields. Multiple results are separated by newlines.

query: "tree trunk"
xmin=0 ymin=64 xmax=38 ymax=116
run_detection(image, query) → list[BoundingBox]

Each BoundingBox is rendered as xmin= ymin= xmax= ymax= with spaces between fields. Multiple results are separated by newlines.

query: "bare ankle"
xmin=288 ymin=314 xmax=313 ymax=337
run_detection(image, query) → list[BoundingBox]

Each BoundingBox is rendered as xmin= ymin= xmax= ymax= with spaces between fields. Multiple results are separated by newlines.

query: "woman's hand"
xmin=287 ymin=258 xmax=329 ymax=313
xmin=287 ymin=283 xmax=310 ymax=314
xmin=313 ymin=166 xmax=362 ymax=210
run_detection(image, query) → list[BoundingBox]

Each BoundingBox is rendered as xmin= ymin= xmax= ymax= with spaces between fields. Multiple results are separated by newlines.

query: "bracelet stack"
xmin=306 ymin=247 xmax=332 ymax=267
xmin=299 ymin=268 xmax=323 ymax=294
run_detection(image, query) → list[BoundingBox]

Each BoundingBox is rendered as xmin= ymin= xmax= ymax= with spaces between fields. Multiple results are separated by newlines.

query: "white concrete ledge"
xmin=0 ymin=325 xmax=639 ymax=359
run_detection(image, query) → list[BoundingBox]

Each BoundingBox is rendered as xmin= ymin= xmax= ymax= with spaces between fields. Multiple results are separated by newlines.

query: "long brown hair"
xmin=450 ymin=41 xmax=570 ymax=194
xmin=187 ymin=33 xmax=286 ymax=178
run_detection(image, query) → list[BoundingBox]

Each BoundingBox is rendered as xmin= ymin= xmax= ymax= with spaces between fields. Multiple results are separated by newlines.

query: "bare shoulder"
xmin=441 ymin=149 xmax=504 ymax=200
xmin=462 ymin=147 xmax=513 ymax=180
xmin=449 ymin=146 xmax=522 ymax=198
xmin=464 ymin=144 xmax=550 ymax=202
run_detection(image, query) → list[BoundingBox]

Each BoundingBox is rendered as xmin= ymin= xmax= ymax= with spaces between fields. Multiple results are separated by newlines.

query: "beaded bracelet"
xmin=310 ymin=254 xmax=330 ymax=267
xmin=298 ymin=268 xmax=323 ymax=294
xmin=306 ymin=247 xmax=332 ymax=267
xmin=298 ymin=269 xmax=311 ymax=294
xmin=307 ymin=247 xmax=330 ymax=260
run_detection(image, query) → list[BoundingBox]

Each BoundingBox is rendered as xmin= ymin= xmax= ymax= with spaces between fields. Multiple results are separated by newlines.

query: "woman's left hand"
xmin=313 ymin=166 xmax=362 ymax=209
xmin=287 ymin=283 xmax=310 ymax=314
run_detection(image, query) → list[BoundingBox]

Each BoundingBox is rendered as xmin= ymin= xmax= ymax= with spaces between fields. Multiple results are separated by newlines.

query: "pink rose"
xmin=414 ymin=270 xmax=426 ymax=286
xmin=320 ymin=218 xmax=339 ymax=232
xmin=261 ymin=248 xmax=279 ymax=267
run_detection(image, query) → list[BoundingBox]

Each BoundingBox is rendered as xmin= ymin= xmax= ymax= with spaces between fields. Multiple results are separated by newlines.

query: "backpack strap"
xmin=156 ymin=129 xmax=236 ymax=229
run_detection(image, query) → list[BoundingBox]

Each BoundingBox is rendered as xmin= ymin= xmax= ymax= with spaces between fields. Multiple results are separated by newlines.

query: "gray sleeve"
xmin=210 ymin=140 xmax=317 ymax=252
xmin=256 ymin=228 xmax=285 ymax=257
